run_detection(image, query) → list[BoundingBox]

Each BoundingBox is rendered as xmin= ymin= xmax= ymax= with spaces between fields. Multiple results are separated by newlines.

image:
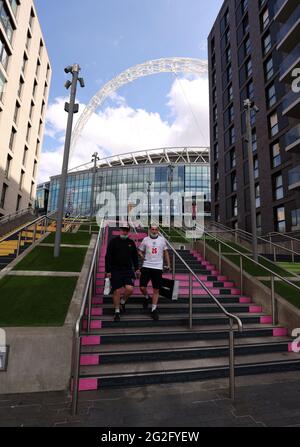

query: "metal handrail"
xmin=197 ymin=224 xmax=300 ymax=325
xmin=268 ymin=231 xmax=300 ymax=243
xmin=156 ymin=223 xmax=242 ymax=401
xmin=0 ymin=207 xmax=34 ymax=225
xmin=208 ymin=221 xmax=300 ymax=262
xmin=71 ymin=219 xmax=105 ymax=415
xmin=64 ymin=214 xmax=81 ymax=233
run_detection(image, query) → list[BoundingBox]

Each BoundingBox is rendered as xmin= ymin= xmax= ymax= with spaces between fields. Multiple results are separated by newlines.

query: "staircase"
xmin=76 ymin=228 xmax=300 ymax=393
xmin=0 ymin=219 xmax=57 ymax=271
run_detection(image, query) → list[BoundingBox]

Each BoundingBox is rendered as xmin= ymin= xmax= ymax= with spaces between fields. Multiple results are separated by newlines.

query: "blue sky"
xmin=34 ymin=0 xmax=223 ymax=181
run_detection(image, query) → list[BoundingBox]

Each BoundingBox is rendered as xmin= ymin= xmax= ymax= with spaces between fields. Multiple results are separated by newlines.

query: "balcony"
xmin=288 ymin=166 xmax=300 ymax=190
xmin=277 ymin=3 xmax=300 ymax=53
xmin=283 ymin=124 xmax=300 ymax=152
xmin=282 ymin=89 xmax=300 ymax=119
xmin=279 ymin=41 xmax=300 ymax=84
xmin=274 ymin=0 xmax=298 ymax=23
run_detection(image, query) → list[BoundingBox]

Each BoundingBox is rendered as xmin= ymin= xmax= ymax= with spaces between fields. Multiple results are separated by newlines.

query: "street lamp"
xmin=147 ymin=180 xmax=152 ymax=227
xmin=244 ymin=98 xmax=260 ymax=262
xmin=168 ymin=165 xmax=174 ymax=228
xmin=54 ymin=64 xmax=85 ymax=258
xmin=90 ymin=152 xmax=100 ymax=218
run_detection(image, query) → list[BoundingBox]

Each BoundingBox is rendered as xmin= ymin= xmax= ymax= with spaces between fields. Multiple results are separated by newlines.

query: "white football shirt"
xmin=139 ymin=235 xmax=168 ymax=270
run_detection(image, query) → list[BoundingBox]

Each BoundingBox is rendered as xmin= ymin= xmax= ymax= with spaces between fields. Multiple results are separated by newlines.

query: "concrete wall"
xmin=196 ymin=240 xmax=300 ymax=334
xmin=0 ymin=235 xmax=96 ymax=394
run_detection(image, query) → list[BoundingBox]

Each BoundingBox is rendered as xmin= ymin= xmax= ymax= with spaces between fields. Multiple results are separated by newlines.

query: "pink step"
xmin=273 ymin=328 xmax=288 ymax=337
xmin=79 ymin=378 xmax=98 ymax=391
xmin=260 ymin=316 xmax=273 ymax=324
xmin=249 ymin=306 xmax=263 ymax=314
xmin=81 ymin=335 xmax=101 ymax=346
xmin=92 ymin=297 xmax=103 ymax=305
xmin=80 ymin=354 xmax=100 ymax=366
xmin=85 ymin=308 xmax=103 ymax=316
xmin=239 ymin=297 xmax=251 ymax=304
xmin=82 ymin=320 xmax=102 ymax=330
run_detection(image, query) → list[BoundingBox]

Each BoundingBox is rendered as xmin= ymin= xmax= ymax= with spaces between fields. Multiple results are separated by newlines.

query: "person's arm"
xmin=131 ymin=241 xmax=139 ymax=272
xmin=164 ymin=249 xmax=171 ymax=270
xmin=138 ymin=240 xmax=146 ymax=261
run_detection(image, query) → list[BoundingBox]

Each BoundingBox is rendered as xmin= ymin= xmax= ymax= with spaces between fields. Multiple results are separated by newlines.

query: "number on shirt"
xmin=152 ymin=248 xmax=158 ymax=254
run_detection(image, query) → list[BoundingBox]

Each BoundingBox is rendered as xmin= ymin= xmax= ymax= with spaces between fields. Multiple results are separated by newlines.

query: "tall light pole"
xmin=90 ymin=152 xmax=100 ymax=218
xmin=147 ymin=180 xmax=152 ymax=227
xmin=168 ymin=165 xmax=174 ymax=228
xmin=54 ymin=64 xmax=85 ymax=258
xmin=244 ymin=99 xmax=259 ymax=262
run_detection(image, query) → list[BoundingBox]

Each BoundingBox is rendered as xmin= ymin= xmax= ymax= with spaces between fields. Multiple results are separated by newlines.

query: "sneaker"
xmin=143 ymin=295 xmax=151 ymax=309
xmin=114 ymin=312 xmax=121 ymax=322
xmin=120 ymin=302 xmax=126 ymax=313
xmin=151 ymin=309 xmax=159 ymax=321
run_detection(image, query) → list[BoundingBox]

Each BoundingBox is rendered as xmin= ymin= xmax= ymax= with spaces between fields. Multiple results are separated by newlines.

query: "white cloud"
xmin=38 ymin=75 xmax=210 ymax=183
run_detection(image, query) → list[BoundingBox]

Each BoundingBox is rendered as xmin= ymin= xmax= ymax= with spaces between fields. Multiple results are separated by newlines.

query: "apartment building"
xmin=0 ymin=0 xmax=51 ymax=217
xmin=208 ymin=0 xmax=300 ymax=235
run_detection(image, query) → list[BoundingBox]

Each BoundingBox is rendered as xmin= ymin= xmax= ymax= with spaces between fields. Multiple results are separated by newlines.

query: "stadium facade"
xmin=37 ymin=147 xmax=211 ymax=220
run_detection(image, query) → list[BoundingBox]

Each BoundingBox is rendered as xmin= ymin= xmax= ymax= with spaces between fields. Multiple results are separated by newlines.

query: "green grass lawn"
xmin=0 ymin=276 xmax=78 ymax=326
xmin=44 ymin=232 xmax=92 ymax=245
xmin=13 ymin=246 xmax=88 ymax=272
xmin=277 ymin=262 xmax=300 ymax=275
xmin=79 ymin=224 xmax=100 ymax=232
xmin=262 ymin=280 xmax=300 ymax=310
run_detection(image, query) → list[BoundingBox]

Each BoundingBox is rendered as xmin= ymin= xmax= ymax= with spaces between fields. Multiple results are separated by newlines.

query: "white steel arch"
xmin=70 ymin=57 xmax=208 ymax=155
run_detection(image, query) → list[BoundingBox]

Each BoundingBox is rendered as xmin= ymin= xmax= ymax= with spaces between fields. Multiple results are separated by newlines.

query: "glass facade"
xmin=46 ymin=163 xmax=211 ymax=218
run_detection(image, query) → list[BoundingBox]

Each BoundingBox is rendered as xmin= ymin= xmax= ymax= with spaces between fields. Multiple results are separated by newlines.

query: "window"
xmin=22 ymin=52 xmax=28 ymax=74
xmin=274 ymin=174 xmax=284 ymax=200
xmin=228 ymin=84 xmax=233 ymax=102
xmin=213 ymin=106 xmax=218 ymax=122
xmin=267 ymin=83 xmax=276 ymax=108
xmin=263 ymin=32 xmax=272 ymax=55
xmin=229 ymin=126 xmax=235 ymax=145
xmin=246 ymin=80 xmax=254 ymax=100
xmin=5 ymin=155 xmax=12 ymax=179
xmin=241 ymin=0 xmax=248 ymax=14
xmin=39 ymin=39 xmax=44 ymax=57
xmin=271 ymin=142 xmax=281 ymax=168
xmin=230 ymin=149 xmax=236 ymax=168
xmin=9 ymin=0 xmax=19 ymax=17
xmin=25 ymin=30 xmax=32 ymax=51
xmin=17 ymin=76 xmax=24 ymax=98
xmin=264 ymin=56 xmax=274 ymax=81
xmin=26 ymin=122 xmax=31 ymax=142
xmin=0 ymin=69 xmax=6 ymax=101
xmin=32 ymin=79 xmax=38 ymax=98
xmin=16 ymin=194 xmax=22 ymax=212
xmin=30 ymin=181 xmax=35 ymax=200
xmin=231 ymin=172 xmax=237 ymax=192
xmin=257 ymin=213 xmax=262 ymax=236
xmin=255 ymin=184 xmax=261 ymax=208
xmin=227 ymin=64 xmax=232 ymax=83
xmin=23 ymin=146 xmax=28 ymax=166
xmin=35 ymin=139 xmax=40 ymax=157
xmin=215 ymin=164 xmax=219 ymax=181
xmin=214 ymin=143 xmax=219 ymax=160
xmin=232 ymin=197 xmax=238 ymax=217
xmin=292 ymin=209 xmax=300 ymax=231
xmin=213 ymin=124 xmax=218 ymax=141
xmin=244 ymin=36 xmax=251 ymax=57
xmin=29 ymin=101 xmax=35 ymax=120
xmin=245 ymin=58 xmax=252 ymax=78
xmin=13 ymin=101 xmax=20 ymax=124
xmin=9 ymin=127 xmax=16 ymax=151
xmin=252 ymin=130 xmax=257 ymax=152
xmin=29 ymin=8 xmax=35 ymax=29
xmin=35 ymin=58 xmax=41 ymax=78
xmin=228 ymin=104 xmax=234 ymax=123
xmin=0 ymin=1 xmax=14 ymax=42
xmin=0 ymin=36 xmax=9 ymax=70
xmin=19 ymin=170 xmax=25 ymax=190
xmin=225 ymin=28 xmax=231 ymax=46
xmin=275 ymin=206 xmax=286 ymax=233
xmin=226 ymin=46 xmax=232 ymax=65
xmin=270 ymin=112 xmax=279 ymax=137
xmin=0 ymin=183 xmax=8 ymax=209
xmin=254 ymin=155 xmax=259 ymax=179
xmin=33 ymin=160 xmax=37 ymax=179
xmin=261 ymin=7 xmax=270 ymax=30
xmin=242 ymin=14 xmax=249 ymax=35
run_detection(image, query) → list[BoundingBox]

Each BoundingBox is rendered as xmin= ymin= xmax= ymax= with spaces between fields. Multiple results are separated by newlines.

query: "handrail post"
xmin=291 ymin=241 xmax=295 ymax=263
xmin=189 ymin=273 xmax=193 ymax=329
xmin=273 ymin=245 xmax=277 ymax=263
xmin=271 ymin=275 xmax=277 ymax=326
xmin=17 ymin=230 xmax=22 ymax=257
xmin=33 ymin=223 xmax=37 ymax=244
xmin=203 ymin=231 xmax=206 ymax=259
xmin=87 ymin=278 xmax=93 ymax=333
xmin=172 ymin=252 xmax=176 ymax=280
xmin=218 ymin=242 xmax=222 ymax=273
xmin=71 ymin=334 xmax=81 ymax=416
xmin=240 ymin=256 xmax=244 ymax=296
xmin=229 ymin=319 xmax=235 ymax=400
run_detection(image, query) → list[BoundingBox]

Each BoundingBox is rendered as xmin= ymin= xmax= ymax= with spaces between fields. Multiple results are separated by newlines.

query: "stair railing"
xmin=157 ymin=227 xmax=243 ymax=401
xmin=195 ymin=224 xmax=300 ymax=327
xmin=71 ymin=219 xmax=105 ymax=415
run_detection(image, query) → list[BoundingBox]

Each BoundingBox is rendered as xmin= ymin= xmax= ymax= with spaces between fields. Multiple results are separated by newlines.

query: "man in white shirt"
xmin=138 ymin=225 xmax=171 ymax=321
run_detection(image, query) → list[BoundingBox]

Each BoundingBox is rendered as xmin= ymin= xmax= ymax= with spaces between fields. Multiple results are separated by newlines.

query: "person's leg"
xmin=140 ymin=268 xmax=151 ymax=309
xmin=150 ymin=270 xmax=162 ymax=320
xmin=113 ymin=288 xmax=122 ymax=321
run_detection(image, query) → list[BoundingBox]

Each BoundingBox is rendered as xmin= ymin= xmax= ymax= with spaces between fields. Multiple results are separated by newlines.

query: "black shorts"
xmin=140 ymin=267 xmax=163 ymax=290
xmin=111 ymin=270 xmax=135 ymax=292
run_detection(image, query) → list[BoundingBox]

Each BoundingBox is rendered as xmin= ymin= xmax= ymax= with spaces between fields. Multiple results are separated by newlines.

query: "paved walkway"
xmin=0 ymin=371 xmax=300 ymax=427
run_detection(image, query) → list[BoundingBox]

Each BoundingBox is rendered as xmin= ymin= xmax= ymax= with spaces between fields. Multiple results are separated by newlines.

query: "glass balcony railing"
xmin=277 ymin=3 xmax=300 ymax=44
xmin=282 ymin=89 xmax=300 ymax=116
xmin=280 ymin=41 xmax=300 ymax=79
xmin=288 ymin=166 xmax=300 ymax=189
xmin=283 ymin=125 xmax=300 ymax=151
xmin=274 ymin=0 xmax=286 ymax=17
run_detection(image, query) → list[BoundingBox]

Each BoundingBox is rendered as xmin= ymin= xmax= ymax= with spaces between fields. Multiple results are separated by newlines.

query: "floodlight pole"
xmin=147 ymin=180 xmax=152 ymax=227
xmin=54 ymin=64 xmax=84 ymax=258
xmin=90 ymin=152 xmax=100 ymax=218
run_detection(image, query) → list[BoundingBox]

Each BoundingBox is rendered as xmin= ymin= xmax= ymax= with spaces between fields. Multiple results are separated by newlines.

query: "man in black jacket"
xmin=105 ymin=224 xmax=140 ymax=322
